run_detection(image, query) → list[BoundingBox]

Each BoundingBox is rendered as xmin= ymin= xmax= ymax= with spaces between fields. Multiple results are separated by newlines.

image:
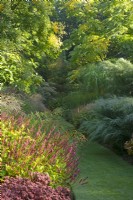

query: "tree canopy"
xmin=0 ymin=0 xmax=63 ymax=92
xmin=0 ymin=0 xmax=133 ymax=93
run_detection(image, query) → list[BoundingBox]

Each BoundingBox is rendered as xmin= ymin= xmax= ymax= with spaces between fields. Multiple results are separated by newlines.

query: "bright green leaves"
xmin=70 ymin=35 xmax=109 ymax=65
xmin=0 ymin=0 xmax=63 ymax=92
xmin=0 ymin=51 xmax=42 ymax=93
xmin=1 ymin=0 xmax=132 ymax=93
xmin=0 ymin=52 xmax=20 ymax=88
xmin=1 ymin=113 xmax=80 ymax=186
xmin=63 ymin=0 xmax=133 ymax=66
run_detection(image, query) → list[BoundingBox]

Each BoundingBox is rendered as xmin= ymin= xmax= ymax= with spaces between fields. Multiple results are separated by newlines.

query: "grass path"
xmin=73 ymin=141 xmax=133 ymax=200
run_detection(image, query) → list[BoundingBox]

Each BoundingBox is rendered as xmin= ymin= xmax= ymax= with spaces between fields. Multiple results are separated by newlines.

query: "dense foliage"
xmin=69 ymin=59 xmax=133 ymax=97
xmin=80 ymin=97 xmax=133 ymax=152
xmin=28 ymin=110 xmax=85 ymax=142
xmin=125 ymin=137 xmax=133 ymax=155
xmin=0 ymin=0 xmax=63 ymax=92
xmin=1 ymin=0 xmax=133 ymax=93
xmin=1 ymin=174 xmax=72 ymax=200
xmin=1 ymin=1 xmax=133 ymax=197
xmin=0 ymin=0 xmax=133 ymax=200
xmin=58 ymin=58 xmax=133 ymax=110
xmin=60 ymin=0 xmax=133 ymax=66
xmin=1 ymin=113 xmax=80 ymax=187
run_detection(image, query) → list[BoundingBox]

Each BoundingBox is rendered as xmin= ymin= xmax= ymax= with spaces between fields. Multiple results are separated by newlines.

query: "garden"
xmin=0 ymin=0 xmax=133 ymax=199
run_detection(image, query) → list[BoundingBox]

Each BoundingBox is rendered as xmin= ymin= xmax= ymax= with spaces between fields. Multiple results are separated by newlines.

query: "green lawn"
xmin=73 ymin=141 xmax=133 ymax=200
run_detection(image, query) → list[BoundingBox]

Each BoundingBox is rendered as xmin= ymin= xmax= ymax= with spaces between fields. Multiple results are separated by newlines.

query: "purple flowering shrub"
xmin=1 ymin=113 xmax=80 ymax=187
xmin=1 ymin=173 xmax=72 ymax=200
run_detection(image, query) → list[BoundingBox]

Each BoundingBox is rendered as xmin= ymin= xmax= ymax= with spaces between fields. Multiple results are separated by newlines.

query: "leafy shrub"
xmin=58 ymin=91 xmax=96 ymax=109
xmin=29 ymin=109 xmax=74 ymax=133
xmin=124 ymin=136 xmax=133 ymax=155
xmin=29 ymin=110 xmax=85 ymax=143
xmin=1 ymin=113 xmax=80 ymax=187
xmin=69 ymin=104 xmax=95 ymax=129
xmin=1 ymin=94 xmax=23 ymax=113
xmin=37 ymin=81 xmax=57 ymax=108
xmin=22 ymin=93 xmax=48 ymax=113
xmin=80 ymin=97 xmax=133 ymax=152
xmin=1 ymin=88 xmax=47 ymax=114
xmin=69 ymin=58 xmax=133 ymax=97
xmin=1 ymin=173 xmax=72 ymax=200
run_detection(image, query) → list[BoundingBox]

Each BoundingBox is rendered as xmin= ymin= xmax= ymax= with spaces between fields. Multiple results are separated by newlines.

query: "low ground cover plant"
xmin=80 ymin=97 xmax=133 ymax=153
xmin=1 ymin=112 xmax=80 ymax=188
xmin=1 ymin=173 xmax=72 ymax=200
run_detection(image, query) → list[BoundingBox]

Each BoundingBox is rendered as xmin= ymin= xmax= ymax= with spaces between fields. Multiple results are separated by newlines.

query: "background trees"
xmin=1 ymin=2 xmax=133 ymax=199
xmin=0 ymin=0 xmax=63 ymax=92
xmin=1 ymin=0 xmax=133 ymax=101
xmin=56 ymin=0 xmax=133 ymax=66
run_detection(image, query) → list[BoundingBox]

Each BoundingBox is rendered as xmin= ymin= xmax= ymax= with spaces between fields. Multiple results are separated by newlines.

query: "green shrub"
xmin=58 ymin=91 xmax=96 ymax=109
xmin=22 ymin=93 xmax=47 ymax=113
xmin=1 ymin=87 xmax=47 ymax=114
xmin=80 ymin=97 xmax=133 ymax=152
xmin=1 ymin=113 xmax=80 ymax=187
xmin=28 ymin=110 xmax=85 ymax=143
xmin=69 ymin=104 xmax=95 ymax=129
xmin=69 ymin=58 xmax=133 ymax=97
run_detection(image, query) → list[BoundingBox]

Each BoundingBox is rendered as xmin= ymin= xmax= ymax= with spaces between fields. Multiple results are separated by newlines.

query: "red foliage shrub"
xmin=1 ymin=173 xmax=72 ymax=200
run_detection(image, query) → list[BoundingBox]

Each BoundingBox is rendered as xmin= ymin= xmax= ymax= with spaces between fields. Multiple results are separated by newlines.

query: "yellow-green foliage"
xmin=124 ymin=137 xmax=133 ymax=155
xmin=1 ymin=113 xmax=79 ymax=187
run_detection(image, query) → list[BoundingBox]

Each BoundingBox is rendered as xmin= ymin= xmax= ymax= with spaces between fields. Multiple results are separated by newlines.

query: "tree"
xmin=61 ymin=0 xmax=133 ymax=66
xmin=0 ymin=0 xmax=63 ymax=93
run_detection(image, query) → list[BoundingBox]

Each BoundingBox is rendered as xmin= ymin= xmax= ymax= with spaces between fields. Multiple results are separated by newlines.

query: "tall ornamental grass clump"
xmin=69 ymin=58 xmax=133 ymax=98
xmin=80 ymin=97 xmax=133 ymax=152
xmin=1 ymin=113 xmax=80 ymax=187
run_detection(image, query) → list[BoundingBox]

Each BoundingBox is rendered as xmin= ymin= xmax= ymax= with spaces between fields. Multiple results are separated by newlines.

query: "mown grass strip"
xmin=73 ymin=141 xmax=133 ymax=200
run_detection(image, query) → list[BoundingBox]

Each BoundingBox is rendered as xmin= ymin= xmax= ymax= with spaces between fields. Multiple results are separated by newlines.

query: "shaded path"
xmin=73 ymin=141 xmax=133 ymax=200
